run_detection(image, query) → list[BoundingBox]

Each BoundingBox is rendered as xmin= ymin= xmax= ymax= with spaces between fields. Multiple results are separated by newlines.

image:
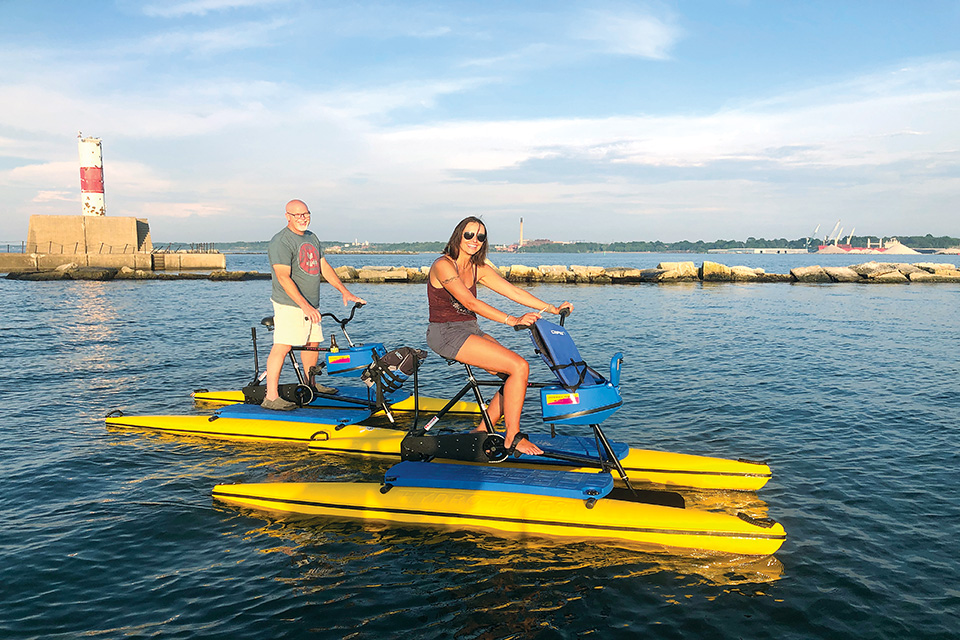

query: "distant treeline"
xmin=182 ymin=234 xmax=960 ymax=254
xmin=518 ymin=239 xmax=807 ymax=253
xmin=516 ymin=234 xmax=960 ymax=253
xmin=204 ymin=240 xmax=447 ymax=253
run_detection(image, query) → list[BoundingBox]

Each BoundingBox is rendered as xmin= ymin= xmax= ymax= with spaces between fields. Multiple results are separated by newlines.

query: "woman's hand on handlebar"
xmin=537 ymin=302 xmax=574 ymax=316
xmin=511 ymin=303 xmax=573 ymax=329
xmin=556 ymin=302 xmax=573 ymax=317
xmin=513 ymin=311 xmax=542 ymax=328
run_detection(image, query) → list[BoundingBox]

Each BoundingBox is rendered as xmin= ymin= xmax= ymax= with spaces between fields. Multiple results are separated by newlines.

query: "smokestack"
xmin=519 ymin=217 xmax=524 ymax=248
xmin=78 ymin=133 xmax=106 ymax=216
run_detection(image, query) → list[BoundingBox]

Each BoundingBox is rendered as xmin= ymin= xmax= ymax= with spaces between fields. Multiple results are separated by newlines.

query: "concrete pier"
xmin=1 ymin=214 xmax=225 ymax=273
xmin=0 ymin=251 xmax=225 ymax=274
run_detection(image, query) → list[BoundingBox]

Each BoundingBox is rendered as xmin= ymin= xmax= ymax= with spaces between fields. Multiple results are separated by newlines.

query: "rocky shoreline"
xmin=6 ymin=260 xmax=960 ymax=284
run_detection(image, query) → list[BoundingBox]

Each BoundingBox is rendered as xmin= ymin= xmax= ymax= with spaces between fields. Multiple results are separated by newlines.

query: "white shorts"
xmin=271 ymin=301 xmax=324 ymax=346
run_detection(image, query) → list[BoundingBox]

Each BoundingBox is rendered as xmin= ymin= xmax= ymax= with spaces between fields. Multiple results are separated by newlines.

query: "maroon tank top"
xmin=428 ymin=262 xmax=478 ymax=323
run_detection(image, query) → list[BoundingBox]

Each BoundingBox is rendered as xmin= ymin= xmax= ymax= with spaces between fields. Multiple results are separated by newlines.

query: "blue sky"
xmin=1 ymin=0 xmax=958 ymax=244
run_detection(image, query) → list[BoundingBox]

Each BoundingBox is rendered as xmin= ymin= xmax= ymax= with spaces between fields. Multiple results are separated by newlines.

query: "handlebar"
xmin=513 ymin=305 xmax=571 ymax=331
xmin=260 ymin=302 xmax=364 ymax=333
xmin=320 ymin=301 xmax=364 ymax=329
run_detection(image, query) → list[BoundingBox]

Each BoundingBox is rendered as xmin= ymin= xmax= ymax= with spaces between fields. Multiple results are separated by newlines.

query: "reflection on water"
xmin=222 ymin=495 xmax=785 ymax=597
xmin=238 ymin=517 xmax=786 ymax=637
xmin=676 ymin=487 xmax=775 ymax=519
xmin=59 ymin=282 xmax=124 ymax=375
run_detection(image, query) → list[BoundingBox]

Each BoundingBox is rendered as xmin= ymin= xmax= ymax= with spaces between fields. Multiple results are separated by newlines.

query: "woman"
xmin=426 ymin=216 xmax=573 ymax=456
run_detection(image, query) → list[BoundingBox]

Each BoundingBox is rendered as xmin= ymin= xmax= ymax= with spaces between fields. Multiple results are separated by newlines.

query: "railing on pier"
xmin=13 ymin=242 xmax=139 ymax=254
xmin=4 ymin=242 xmax=220 ymax=254
xmin=151 ymin=243 xmax=219 ymax=253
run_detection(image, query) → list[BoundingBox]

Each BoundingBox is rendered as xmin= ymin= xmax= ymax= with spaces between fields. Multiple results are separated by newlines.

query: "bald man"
xmin=262 ymin=199 xmax=366 ymax=410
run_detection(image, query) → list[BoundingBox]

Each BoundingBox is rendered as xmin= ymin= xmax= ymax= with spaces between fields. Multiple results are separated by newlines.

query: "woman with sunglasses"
xmin=426 ymin=216 xmax=573 ymax=456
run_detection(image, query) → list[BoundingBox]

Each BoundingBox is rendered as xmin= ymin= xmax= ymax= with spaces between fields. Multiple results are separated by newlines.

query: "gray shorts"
xmin=426 ymin=320 xmax=487 ymax=360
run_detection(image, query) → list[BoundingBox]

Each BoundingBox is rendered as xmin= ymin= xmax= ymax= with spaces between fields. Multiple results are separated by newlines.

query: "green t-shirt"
xmin=268 ymin=227 xmax=323 ymax=308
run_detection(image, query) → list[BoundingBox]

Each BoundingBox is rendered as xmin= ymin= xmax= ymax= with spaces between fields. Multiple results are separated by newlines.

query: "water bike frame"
xmin=238 ymin=302 xmax=420 ymax=423
xmin=402 ymin=311 xmax=639 ymax=494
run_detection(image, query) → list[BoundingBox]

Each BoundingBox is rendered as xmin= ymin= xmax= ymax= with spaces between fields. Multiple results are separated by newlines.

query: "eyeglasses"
xmin=463 ymin=231 xmax=486 ymax=242
xmin=286 ymin=211 xmax=311 ymax=219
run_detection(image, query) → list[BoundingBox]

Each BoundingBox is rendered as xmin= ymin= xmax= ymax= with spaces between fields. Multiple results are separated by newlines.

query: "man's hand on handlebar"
xmin=343 ymin=292 xmax=366 ymax=307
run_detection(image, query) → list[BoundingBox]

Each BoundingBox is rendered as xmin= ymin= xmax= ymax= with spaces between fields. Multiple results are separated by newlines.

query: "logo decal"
xmin=545 ymin=393 xmax=579 ymax=405
xmin=298 ymin=243 xmax=320 ymax=275
xmin=328 ymin=355 xmax=351 ymax=364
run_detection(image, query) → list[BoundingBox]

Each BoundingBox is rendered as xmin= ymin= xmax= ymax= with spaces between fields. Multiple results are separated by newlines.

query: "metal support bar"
xmin=592 ymin=424 xmax=638 ymax=495
xmin=251 ymin=327 xmax=260 ymax=385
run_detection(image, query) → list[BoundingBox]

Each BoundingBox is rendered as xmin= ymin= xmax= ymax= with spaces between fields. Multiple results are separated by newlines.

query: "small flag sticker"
xmin=545 ymin=393 xmax=579 ymax=405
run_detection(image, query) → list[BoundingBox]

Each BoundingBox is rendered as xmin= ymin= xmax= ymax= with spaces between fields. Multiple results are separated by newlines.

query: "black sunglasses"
xmin=463 ymin=231 xmax=487 ymax=242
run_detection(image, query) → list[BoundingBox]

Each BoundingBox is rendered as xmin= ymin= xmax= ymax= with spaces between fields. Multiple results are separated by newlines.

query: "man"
xmin=262 ymin=199 xmax=366 ymax=410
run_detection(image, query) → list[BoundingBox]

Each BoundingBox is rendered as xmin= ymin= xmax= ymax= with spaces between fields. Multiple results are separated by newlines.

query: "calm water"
xmin=2 ymin=253 xmax=959 ymax=639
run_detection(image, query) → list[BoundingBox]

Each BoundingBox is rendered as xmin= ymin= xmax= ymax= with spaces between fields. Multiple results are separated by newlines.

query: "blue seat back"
xmin=528 ymin=319 xmax=605 ymax=391
xmin=529 ymin=320 xmax=624 ymax=425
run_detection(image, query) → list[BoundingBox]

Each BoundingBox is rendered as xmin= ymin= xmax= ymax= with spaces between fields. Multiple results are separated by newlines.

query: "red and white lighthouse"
xmin=78 ymin=133 xmax=106 ymax=216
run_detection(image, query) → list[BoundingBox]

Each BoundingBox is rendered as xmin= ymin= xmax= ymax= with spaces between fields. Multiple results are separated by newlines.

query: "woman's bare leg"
xmin=480 ymin=335 xmax=506 ymax=427
xmin=485 ymin=390 xmax=504 ymax=427
xmin=454 ymin=335 xmax=542 ymax=455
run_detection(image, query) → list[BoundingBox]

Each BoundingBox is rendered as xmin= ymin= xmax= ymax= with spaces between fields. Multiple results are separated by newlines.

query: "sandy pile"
xmin=817 ymin=239 xmax=920 ymax=255
xmin=881 ymin=240 xmax=921 ymax=255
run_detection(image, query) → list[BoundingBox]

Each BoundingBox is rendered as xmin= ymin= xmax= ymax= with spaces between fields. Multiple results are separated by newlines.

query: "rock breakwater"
xmin=5 ymin=260 xmax=960 ymax=284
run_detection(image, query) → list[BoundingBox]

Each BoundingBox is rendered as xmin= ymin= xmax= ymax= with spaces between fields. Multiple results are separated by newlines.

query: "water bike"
xmin=107 ymin=314 xmax=772 ymax=491
xmin=213 ymin=314 xmax=786 ymax=556
xmin=191 ymin=302 xmax=478 ymax=416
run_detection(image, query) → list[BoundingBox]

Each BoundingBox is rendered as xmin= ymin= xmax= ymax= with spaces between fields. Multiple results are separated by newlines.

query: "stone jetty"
xmin=5 ymin=260 xmax=960 ymax=284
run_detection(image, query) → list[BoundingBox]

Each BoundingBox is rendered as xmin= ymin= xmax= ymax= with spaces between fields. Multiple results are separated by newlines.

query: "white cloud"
xmin=139 ymin=0 xmax=288 ymax=18
xmin=139 ymin=202 xmax=229 ymax=218
xmin=299 ymin=78 xmax=496 ymax=120
xmin=132 ymin=19 xmax=289 ymax=55
xmin=460 ymin=44 xmax=552 ymax=69
xmin=577 ymin=9 xmax=682 ymax=59
xmin=370 ymin=60 xmax=960 ymax=179
xmin=32 ymin=190 xmax=75 ymax=203
xmin=3 ymin=161 xmax=76 ymax=188
xmin=0 ymin=80 xmax=280 ymax=138
xmin=107 ymin=162 xmax=176 ymax=194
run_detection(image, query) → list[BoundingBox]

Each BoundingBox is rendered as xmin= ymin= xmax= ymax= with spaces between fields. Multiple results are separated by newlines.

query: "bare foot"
xmin=509 ymin=437 xmax=543 ymax=456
